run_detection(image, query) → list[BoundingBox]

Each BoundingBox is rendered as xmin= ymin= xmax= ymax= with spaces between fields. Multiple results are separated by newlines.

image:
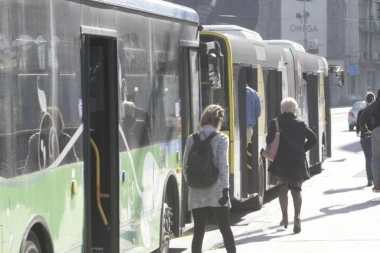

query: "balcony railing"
xmin=359 ymin=20 xmax=380 ymax=33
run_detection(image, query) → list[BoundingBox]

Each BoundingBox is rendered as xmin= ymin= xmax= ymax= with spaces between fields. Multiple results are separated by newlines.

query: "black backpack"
xmin=186 ymin=131 xmax=219 ymax=188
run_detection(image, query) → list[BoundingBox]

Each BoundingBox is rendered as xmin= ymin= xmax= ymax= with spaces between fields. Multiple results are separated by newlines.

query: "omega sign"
xmin=290 ymin=24 xmax=318 ymax=32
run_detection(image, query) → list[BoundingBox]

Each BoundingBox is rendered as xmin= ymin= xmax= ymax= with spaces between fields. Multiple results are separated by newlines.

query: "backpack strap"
xmin=192 ymin=133 xmax=200 ymax=142
xmin=206 ymin=131 xmax=218 ymax=142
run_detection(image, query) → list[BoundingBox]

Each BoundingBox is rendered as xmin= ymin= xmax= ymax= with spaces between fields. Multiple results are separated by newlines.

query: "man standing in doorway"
xmin=246 ymin=84 xmax=261 ymax=146
xmin=359 ymin=88 xmax=380 ymax=192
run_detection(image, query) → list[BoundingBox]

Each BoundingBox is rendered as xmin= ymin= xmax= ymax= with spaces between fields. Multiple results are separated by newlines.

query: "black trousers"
xmin=191 ymin=207 xmax=236 ymax=253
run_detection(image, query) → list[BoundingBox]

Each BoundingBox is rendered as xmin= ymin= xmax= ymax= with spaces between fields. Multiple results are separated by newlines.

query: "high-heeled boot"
xmin=280 ymin=215 xmax=288 ymax=228
xmin=293 ymin=216 xmax=301 ymax=233
xmin=291 ymin=189 xmax=302 ymax=234
xmin=279 ymin=186 xmax=289 ymax=229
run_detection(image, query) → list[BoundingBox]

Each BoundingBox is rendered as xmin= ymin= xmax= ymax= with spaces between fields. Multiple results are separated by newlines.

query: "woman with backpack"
xmin=183 ymin=104 xmax=236 ymax=253
xmin=266 ymin=97 xmax=317 ymax=234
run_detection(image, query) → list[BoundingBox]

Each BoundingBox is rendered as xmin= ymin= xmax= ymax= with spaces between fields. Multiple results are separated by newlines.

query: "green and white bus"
xmin=0 ymin=0 xmax=223 ymax=252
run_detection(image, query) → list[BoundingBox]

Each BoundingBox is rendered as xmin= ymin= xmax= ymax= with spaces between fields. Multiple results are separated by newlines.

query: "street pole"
xmin=303 ymin=0 xmax=307 ymax=50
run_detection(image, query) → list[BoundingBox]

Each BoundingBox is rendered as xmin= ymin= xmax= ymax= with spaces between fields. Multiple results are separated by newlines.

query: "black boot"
xmin=291 ymin=189 xmax=302 ymax=233
xmin=279 ymin=186 xmax=289 ymax=229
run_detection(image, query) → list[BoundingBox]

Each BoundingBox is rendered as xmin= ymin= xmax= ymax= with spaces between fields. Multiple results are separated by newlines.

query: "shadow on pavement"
xmin=228 ymin=187 xmax=280 ymax=225
xmin=213 ymin=197 xmax=380 ymax=248
xmin=169 ymin=248 xmax=187 ymax=253
xmin=320 ymin=197 xmax=380 ymax=215
xmin=337 ymin=141 xmax=361 ymax=153
xmin=323 ymin=186 xmax=367 ymax=195
xmin=231 ymin=229 xmax=297 ymax=245
xmin=327 ymin=158 xmax=347 ymax=163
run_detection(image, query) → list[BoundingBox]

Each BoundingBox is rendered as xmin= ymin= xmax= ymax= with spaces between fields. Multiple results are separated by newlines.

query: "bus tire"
xmin=252 ymin=157 xmax=265 ymax=210
xmin=311 ymin=143 xmax=326 ymax=175
xmin=23 ymin=231 xmax=42 ymax=253
xmin=158 ymin=202 xmax=172 ymax=253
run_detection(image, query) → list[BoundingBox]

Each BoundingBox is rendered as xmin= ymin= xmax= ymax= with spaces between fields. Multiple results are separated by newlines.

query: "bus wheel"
xmin=24 ymin=231 xmax=42 ymax=253
xmin=322 ymin=143 xmax=327 ymax=162
xmin=159 ymin=202 xmax=173 ymax=253
xmin=253 ymin=158 xmax=265 ymax=210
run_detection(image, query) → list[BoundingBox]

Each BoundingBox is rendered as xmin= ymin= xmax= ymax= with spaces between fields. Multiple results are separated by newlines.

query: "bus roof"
xmin=202 ymin=25 xmax=263 ymax=41
xmin=265 ymin=40 xmax=306 ymax=52
xmin=90 ymin=0 xmax=199 ymax=23
xmin=266 ymin=40 xmax=328 ymax=75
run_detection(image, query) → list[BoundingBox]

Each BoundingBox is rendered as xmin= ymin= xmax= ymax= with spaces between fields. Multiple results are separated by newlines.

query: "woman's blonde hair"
xmin=200 ymin=104 xmax=225 ymax=130
xmin=281 ymin=97 xmax=298 ymax=115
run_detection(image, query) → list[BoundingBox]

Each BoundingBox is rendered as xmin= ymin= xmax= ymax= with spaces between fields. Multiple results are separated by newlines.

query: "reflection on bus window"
xmin=152 ymin=27 xmax=181 ymax=143
xmin=120 ymin=79 xmax=150 ymax=149
xmin=118 ymin=33 xmax=152 ymax=150
xmin=24 ymin=107 xmax=79 ymax=174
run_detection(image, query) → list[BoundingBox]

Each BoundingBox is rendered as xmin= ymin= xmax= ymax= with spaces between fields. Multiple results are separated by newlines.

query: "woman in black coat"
xmin=266 ymin=97 xmax=317 ymax=233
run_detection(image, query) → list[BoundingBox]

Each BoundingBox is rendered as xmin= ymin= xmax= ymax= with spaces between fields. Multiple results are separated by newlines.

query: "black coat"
xmin=356 ymin=105 xmax=372 ymax=137
xmin=266 ymin=113 xmax=317 ymax=181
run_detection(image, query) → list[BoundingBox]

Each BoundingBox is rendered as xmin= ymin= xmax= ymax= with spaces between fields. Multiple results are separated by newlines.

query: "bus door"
xmin=236 ymin=66 xmax=257 ymax=197
xmin=325 ymin=75 xmax=332 ymax=158
xmin=265 ymin=69 xmax=282 ymax=186
xmin=306 ymin=73 xmax=320 ymax=166
xmin=180 ymin=43 xmax=201 ymax=226
xmin=81 ymin=35 xmax=120 ymax=252
xmin=266 ymin=69 xmax=282 ymax=122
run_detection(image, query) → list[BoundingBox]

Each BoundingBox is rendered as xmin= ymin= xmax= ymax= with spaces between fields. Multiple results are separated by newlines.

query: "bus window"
xmin=200 ymin=54 xmax=228 ymax=122
xmin=119 ymin=32 xmax=152 ymax=150
xmin=152 ymin=25 xmax=181 ymax=143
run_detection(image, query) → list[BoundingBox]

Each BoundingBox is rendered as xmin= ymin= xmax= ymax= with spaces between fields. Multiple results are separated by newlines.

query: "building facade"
xmin=164 ymin=0 xmax=379 ymax=105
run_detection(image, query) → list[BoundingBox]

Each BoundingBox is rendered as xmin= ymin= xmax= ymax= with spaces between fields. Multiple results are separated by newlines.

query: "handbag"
xmin=262 ymin=118 xmax=280 ymax=162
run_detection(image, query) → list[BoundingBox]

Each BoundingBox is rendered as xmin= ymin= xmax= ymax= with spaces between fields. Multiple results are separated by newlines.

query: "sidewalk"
xmin=170 ymin=151 xmax=380 ymax=253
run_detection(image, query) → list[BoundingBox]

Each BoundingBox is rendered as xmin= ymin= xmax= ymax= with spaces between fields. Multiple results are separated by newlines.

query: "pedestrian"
xmin=183 ymin=104 xmax=236 ymax=253
xmin=266 ymin=97 xmax=317 ymax=233
xmin=246 ymin=84 xmax=261 ymax=146
xmin=359 ymin=88 xmax=380 ymax=192
xmin=356 ymin=92 xmax=375 ymax=186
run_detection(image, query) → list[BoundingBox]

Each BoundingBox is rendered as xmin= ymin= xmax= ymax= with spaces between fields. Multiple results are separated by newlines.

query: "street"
xmin=170 ymin=107 xmax=380 ymax=252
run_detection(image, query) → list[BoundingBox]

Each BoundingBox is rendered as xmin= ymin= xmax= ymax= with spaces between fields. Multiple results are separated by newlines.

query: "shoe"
xmin=372 ymin=186 xmax=380 ymax=193
xmin=293 ymin=217 xmax=301 ymax=234
xmin=367 ymin=179 xmax=373 ymax=187
xmin=280 ymin=216 xmax=288 ymax=229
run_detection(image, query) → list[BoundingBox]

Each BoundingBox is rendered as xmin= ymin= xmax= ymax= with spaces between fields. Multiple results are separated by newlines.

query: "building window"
xmin=359 ymin=2 xmax=366 ymax=20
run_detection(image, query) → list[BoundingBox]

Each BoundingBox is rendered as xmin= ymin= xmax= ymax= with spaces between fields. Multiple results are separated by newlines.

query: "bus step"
xmin=92 ymin=248 xmax=104 ymax=253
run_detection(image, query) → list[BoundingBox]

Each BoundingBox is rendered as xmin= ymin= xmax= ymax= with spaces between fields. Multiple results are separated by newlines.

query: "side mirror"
xmin=336 ymin=73 xmax=344 ymax=87
xmin=329 ymin=65 xmax=344 ymax=87
xmin=200 ymin=41 xmax=225 ymax=89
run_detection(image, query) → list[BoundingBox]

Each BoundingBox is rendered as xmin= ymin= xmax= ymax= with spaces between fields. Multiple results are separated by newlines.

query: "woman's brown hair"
xmin=200 ymin=104 xmax=225 ymax=130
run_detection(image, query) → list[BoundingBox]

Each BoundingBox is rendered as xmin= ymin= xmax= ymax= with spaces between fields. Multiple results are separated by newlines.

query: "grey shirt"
xmin=183 ymin=125 xmax=231 ymax=210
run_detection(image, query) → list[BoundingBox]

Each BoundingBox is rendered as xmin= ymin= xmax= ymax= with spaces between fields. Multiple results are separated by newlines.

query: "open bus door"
xmin=179 ymin=42 xmax=201 ymax=228
xmin=180 ymin=40 xmax=223 ymax=227
xmin=238 ymin=67 xmax=282 ymax=211
xmin=81 ymin=35 xmax=120 ymax=252
xmin=326 ymin=65 xmax=345 ymax=157
xmin=306 ymin=73 xmax=320 ymax=168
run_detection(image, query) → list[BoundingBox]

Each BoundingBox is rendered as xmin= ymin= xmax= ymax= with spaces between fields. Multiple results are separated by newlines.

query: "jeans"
xmin=247 ymin=127 xmax=253 ymax=146
xmin=371 ymin=127 xmax=380 ymax=187
xmin=192 ymin=207 xmax=236 ymax=253
xmin=360 ymin=136 xmax=373 ymax=180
